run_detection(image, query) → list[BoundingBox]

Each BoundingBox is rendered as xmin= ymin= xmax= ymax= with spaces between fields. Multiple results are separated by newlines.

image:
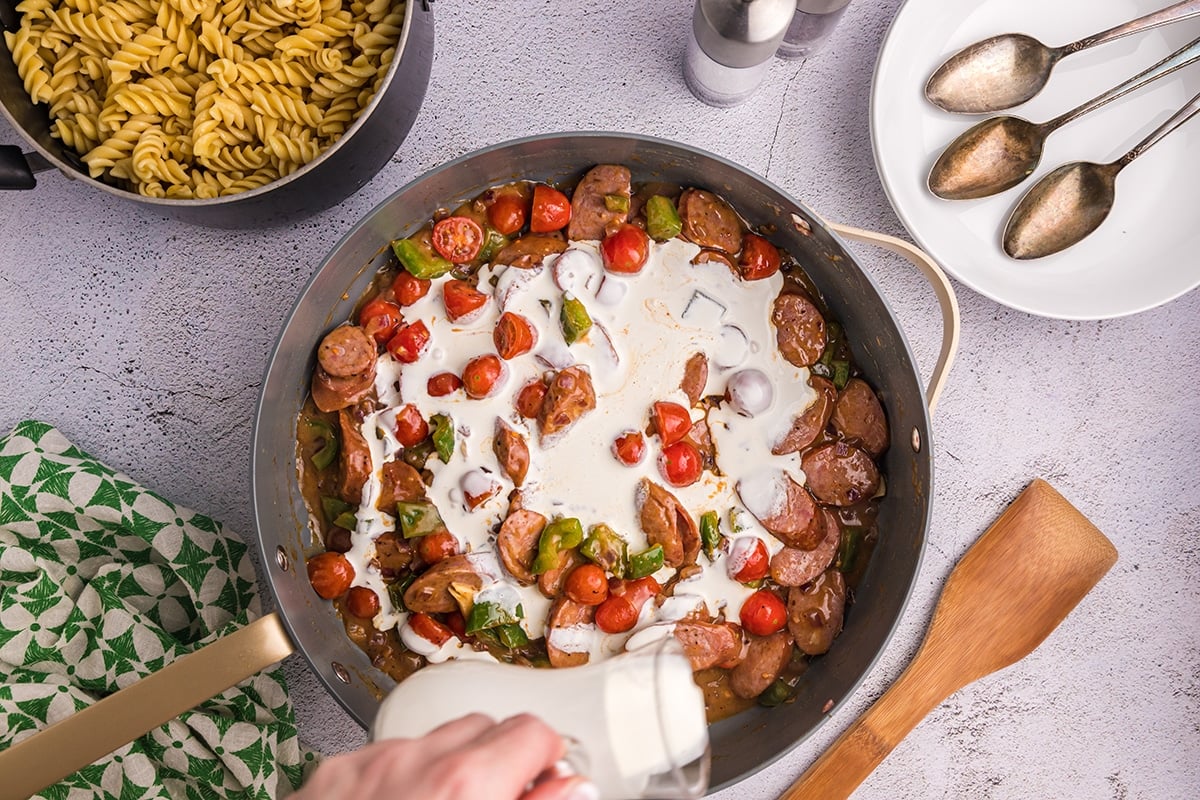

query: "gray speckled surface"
xmin=2 ymin=0 xmax=1198 ymax=797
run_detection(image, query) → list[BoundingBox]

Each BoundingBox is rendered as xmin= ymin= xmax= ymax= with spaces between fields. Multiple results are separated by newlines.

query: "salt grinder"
xmin=684 ymin=0 xmax=794 ymax=107
xmin=776 ymin=0 xmax=852 ymax=60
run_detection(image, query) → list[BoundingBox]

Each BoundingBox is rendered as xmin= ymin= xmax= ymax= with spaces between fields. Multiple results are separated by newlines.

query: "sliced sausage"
xmin=730 ymin=630 xmax=794 ymax=699
xmin=678 ymin=189 xmax=743 ymax=253
xmin=372 ymin=531 xmax=413 ymax=579
xmin=637 ymin=479 xmax=701 ymax=567
xmin=337 ymin=408 xmax=372 ymax=505
xmin=772 ymin=293 xmax=826 ymax=368
xmin=832 ymin=378 xmax=889 ymax=456
xmin=802 ymin=442 xmax=881 ymax=506
xmin=691 ymin=247 xmax=738 ymax=273
xmin=567 ymin=164 xmax=632 ymax=241
xmin=681 ymin=418 xmax=716 ymax=473
xmin=492 ymin=234 xmax=568 ymax=269
xmin=772 ymin=376 xmax=836 ymax=455
xmin=376 ymin=459 xmax=425 ymax=511
xmin=770 ymin=510 xmax=840 ymax=587
xmin=738 ymin=472 xmax=824 ymax=550
xmin=403 ymin=554 xmax=483 ymax=613
xmin=538 ymin=365 xmax=596 ymax=440
xmin=680 ymin=352 xmax=708 ymax=406
xmin=493 ymin=420 xmax=530 ymax=487
xmin=787 ymin=569 xmax=846 ymax=656
xmin=497 ymin=508 xmax=546 ymax=585
xmin=318 ymin=325 xmax=375 ymax=378
xmin=311 ymin=362 xmax=376 ymax=413
xmin=546 ymin=597 xmax=595 ymax=668
xmin=673 ymin=621 xmax=744 ymax=671
xmin=538 ymin=548 xmax=585 ymax=599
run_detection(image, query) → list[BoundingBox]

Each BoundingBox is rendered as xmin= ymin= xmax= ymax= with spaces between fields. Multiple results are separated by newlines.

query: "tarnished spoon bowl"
xmin=926 ymin=34 xmax=1061 ymax=114
xmin=928 ymin=116 xmax=1045 ymax=200
xmin=1002 ymin=162 xmax=1120 ymax=259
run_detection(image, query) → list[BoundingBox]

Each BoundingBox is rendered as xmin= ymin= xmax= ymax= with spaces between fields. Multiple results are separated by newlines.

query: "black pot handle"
xmin=0 ymin=145 xmax=54 ymax=190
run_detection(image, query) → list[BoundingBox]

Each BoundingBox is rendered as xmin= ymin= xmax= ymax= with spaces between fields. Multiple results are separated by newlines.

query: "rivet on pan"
xmin=332 ymin=662 xmax=351 ymax=684
xmin=911 ymin=427 xmax=922 ymax=453
xmin=275 ymin=546 xmax=290 ymax=572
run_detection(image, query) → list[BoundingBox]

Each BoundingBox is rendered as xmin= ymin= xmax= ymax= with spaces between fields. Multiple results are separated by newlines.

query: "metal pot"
xmin=0 ymin=0 xmax=434 ymax=227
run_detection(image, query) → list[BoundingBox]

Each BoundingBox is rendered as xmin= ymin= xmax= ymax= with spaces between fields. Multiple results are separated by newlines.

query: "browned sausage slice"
xmin=318 ymin=325 xmax=375 ymax=378
xmin=772 ymin=376 xmax=836 ymax=455
xmin=680 ymin=352 xmax=708 ymax=406
xmin=311 ymin=361 xmax=376 ymax=413
xmin=493 ymin=419 xmax=530 ymax=487
xmin=538 ymin=547 xmax=585 ymax=599
xmin=832 ymin=378 xmax=889 ymax=456
xmin=567 ymin=164 xmax=632 ymax=241
xmin=682 ymin=418 xmax=716 ymax=473
xmin=772 ymin=293 xmax=826 ymax=368
xmin=678 ymin=189 xmax=743 ymax=253
xmin=376 ymin=459 xmax=425 ymax=511
xmin=770 ymin=510 xmax=840 ymax=587
xmin=787 ymin=569 xmax=846 ymax=655
xmin=802 ymin=442 xmax=881 ymax=506
xmin=372 ymin=531 xmax=414 ymax=579
xmin=546 ymin=597 xmax=596 ymax=668
xmin=403 ymin=554 xmax=483 ymax=613
xmin=730 ymin=630 xmax=793 ymax=699
xmin=538 ymin=365 xmax=596 ymax=440
xmin=337 ymin=408 xmax=372 ymax=504
xmin=673 ymin=621 xmax=744 ymax=671
xmin=738 ymin=472 xmax=824 ymax=550
xmin=497 ymin=508 xmax=546 ymax=585
xmin=637 ymin=479 xmax=701 ymax=567
xmin=492 ymin=235 xmax=568 ymax=269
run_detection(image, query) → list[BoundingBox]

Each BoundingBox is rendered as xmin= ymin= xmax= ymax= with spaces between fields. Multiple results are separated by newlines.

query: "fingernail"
xmin=565 ymin=780 xmax=600 ymax=800
xmin=552 ymin=758 xmax=577 ymax=778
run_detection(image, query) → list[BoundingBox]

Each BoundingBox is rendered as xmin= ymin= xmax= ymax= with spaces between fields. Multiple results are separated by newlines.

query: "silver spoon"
xmin=928 ymin=35 xmax=1200 ymax=200
xmin=926 ymin=0 xmax=1200 ymax=114
xmin=1003 ymin=89 xmax=1200 ymax=259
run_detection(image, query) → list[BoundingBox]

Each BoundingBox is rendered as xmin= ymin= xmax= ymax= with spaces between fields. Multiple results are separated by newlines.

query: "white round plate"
xmin=871 ymin=0 xmax=1200 ymax=319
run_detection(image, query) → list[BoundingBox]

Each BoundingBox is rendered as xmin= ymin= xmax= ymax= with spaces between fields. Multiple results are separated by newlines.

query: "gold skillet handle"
xmin=0 ymin=612 xmax=295 ymax=800
xmin=826 ymin=223 xmax=960 ymax=416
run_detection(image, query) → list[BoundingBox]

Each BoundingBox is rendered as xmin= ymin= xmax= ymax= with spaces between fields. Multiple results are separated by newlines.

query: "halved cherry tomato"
xmin=660 ymin=440 xmax=702 ymax=487
xmin=516 ymin=379 xmax=548 ymax=418
xmin=432 ymin=216 xmax=485 ymax=263
xmin=652 ymin=401 xmax=692 ymax=445
xmin=394 ymin=403 xmax=428 ymax=448
xmin=444 ymin=611 xmax=466 ymax=638
xmin=493 ymin=312 xmax=537 ymax=359
xmin=462 ymin=354 xmax=506 ymax=399
xmin=738 ymin=233 xmax=781 ymax=281
xmin=358 ymin=297 xmax=402 ymax=345
xmin=487 ymin=192 xmax=527 ymax=236
xmin=386 ymin=320 xmax=430 ymax=363
xmin=306 ymin=552 xmax=354 ymax=599
xmin=612 ymin=431 xmax=646 ymax=466
xmin=739 ymin=589 xmax=787 ymax=636
xmin=601 ymin=223 xmax=650 ymax=274
xmin=409 ymin=612 xmax=454 ymax=646
xmin=594 ymin=595 xmax=638 ymax=634
xmin=393 ymin=271 xmax=431 ymax=306
xmin=418 ymin=531 xmax=459 ymax=565
xmin=345 ymin=586 xmax=380 ymax=618
xmin=427 ymin=372 xmax=463 ymax=397
xmin=443 ymin=279 xmax=489 ymax=322
xmin=530 ymin=184 xmax=572 ymax=233
xmin=565 ymin=563 xmax=610 ymax=606
xmin=728 ymin=536 xmax=770 ymax=583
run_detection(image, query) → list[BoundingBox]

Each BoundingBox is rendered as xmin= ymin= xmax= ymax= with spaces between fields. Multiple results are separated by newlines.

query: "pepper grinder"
xmin=684 ymin=0 xmax=794 ymax=107
xmin=776 ymin=0 xmax=852 ymax=60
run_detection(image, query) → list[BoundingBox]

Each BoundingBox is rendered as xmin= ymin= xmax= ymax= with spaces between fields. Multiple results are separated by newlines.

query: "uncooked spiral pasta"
xmin=4 ymin=0 xmax=406 ymax=198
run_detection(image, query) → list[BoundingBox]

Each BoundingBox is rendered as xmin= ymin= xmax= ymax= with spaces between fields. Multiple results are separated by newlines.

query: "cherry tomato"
xmin=394 ymin=403 xmax=428 ymax=448
xmin=393 ymin=271 xmax=431 ymax=306
xmin=345 ymin=586 xmax=380 ymax=619
xmin=738 ymin=233 xmax=781 ymax=281
xmin=601 ymin=223 xmax=650 ymax=274
xmin=594 ymin=595 xmax=639 ymax=634
xmin=418 ymin=531 xmax=459 ymax=565
xmin=728 ymin=536 xmax=770 ymax=583
xmin=462 ymin=354 xmax=506 ymax=399
xmin=306 ymin=552 xmax=354 ymax=599
xmin=443 ymin=279 xmax=489 ymax=322
xmin=660 ymin=440 xmax=702 ymax=487
xmin=612 ymin=431 xmax=646 ymax=466
xmin=409 ymin=612 xmax=454 ymax=646
xmin=565 ymin=564 xmax=610 ymax=606
xmin=516 ymin=380 xmax=548 ymax=418
xmin=652 ymin=401 xmax=692 ymax=445
xmin=432 ymin=216 xmax=484 ymax=263
xmin=487 ymin=192 xmax=527 ymax=236
xmin=739 ymin=589 xmax=787 ymax=636
xmin=386 ymin=320 xmax=430 ymax=363
xmin=427 ymin=372 xmax=463 ymax=397
xmin=530 ymin=184 xmax=572 ymax=233
xmin=493 ymin=312 xmax=537 ymax=360
xmin=357 ymin=297 xmax=402 ymax=345
xmin=445 ymin=611 xmax=466 ymax=638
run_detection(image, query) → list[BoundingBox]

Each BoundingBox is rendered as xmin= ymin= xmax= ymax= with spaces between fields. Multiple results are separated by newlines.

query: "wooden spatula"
xmin=780 ymin=478 xmax=1118 ymax=800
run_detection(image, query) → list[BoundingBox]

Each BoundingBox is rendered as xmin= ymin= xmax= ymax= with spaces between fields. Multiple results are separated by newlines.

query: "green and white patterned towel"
xmin=0 ymin=420 xmax=318 ymax=799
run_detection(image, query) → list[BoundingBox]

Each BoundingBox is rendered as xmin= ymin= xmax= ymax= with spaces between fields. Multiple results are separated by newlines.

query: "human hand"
xmin=291 ymin=713 xmax=598 ymax=800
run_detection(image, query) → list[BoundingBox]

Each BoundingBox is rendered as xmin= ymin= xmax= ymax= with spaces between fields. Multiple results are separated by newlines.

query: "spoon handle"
xmin=1051 ymin=35 xmax=1200 ymax=129
xmin=1119 ymin=89 xmax=1200 ymax=166
xmin=1069 ymin=0 xmax=1200 ymax=53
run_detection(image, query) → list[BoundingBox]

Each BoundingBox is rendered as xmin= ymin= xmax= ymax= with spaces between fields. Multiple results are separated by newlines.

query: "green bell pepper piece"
xmin=560 ymin=296 xmax=592 ymax=344
xmin=831 ymin=360 xmax=851 ymax=390
xmin=386 ymin=573 xmax=417 ymax=612
xmin=332 ymin=510 xmax=358 ymax=531
xmin=321 ymin=496 xmax=351 ymax=524
xmin=466 ymin=600 xmax=524 ymax=635
xmin=395 ymin=500 xmax=448 ymax=539
xmin=392 ymin=236 xmax=453 ymax=280
xmin=477 ymin=622 xmax=529 ymax=649
xmin=478 ymin=228 xmax=509 ymax=264
xmin=699 ymin=511 xmax=721 ymax=561
xmin=628 ymin=544 xmax=664 ymax=579
xmin=430 ymin=414 xmax=454 ymax=463
xmin=758 ymin=677 xmax=797 ymax=708
xmin=531 ymin=517 xmax=584 ymax=575
xmin=604 ymin=193 xmax=630 ymax=214
xmin=580 ymin=524 xmax=628 ymax=578
xmin=306 ymin=419 xmax=339 ymax=470
xmin=645 ymin=195 xmax=682 ymax=241
xmin=834 ymin=526 xmax=865 ymax=573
